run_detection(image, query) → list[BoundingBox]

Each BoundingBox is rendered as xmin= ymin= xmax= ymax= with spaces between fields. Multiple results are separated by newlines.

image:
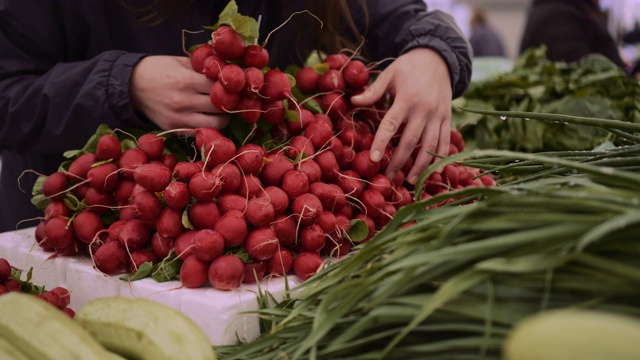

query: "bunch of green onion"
xmin=217 ymin=110 xmax=640 ymax=360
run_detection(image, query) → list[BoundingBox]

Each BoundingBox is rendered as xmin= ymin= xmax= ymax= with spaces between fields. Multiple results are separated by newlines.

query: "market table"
xmin=0 ymin=227 xmax=300 ymax=346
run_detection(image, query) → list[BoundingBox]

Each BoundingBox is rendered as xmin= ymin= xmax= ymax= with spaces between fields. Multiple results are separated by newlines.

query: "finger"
xmin=191 ymin=93 xmax=224 ymax=114
xmin=385 ymin=111 xmax=427 ymax=182
xmin=190 ymin=74 xmax=216 ymax=94
xmin=369 ymin=99 xmax=409 ymax=166
xmin=350 ymin=69 xmax=392 ymax=107
xmin=183 ymin=112 xmax=230 ymax=129
xmin=406 ymin=117 xmax=442 ymax=184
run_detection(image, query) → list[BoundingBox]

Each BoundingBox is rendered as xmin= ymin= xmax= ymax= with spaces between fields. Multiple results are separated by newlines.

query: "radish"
xmin=237 ymin=173 xmax=263 ymax=199
xmin=49 ymin=286 xmax=71 ymax=309
xmin=67 ymin=152 xmax=98 ymax=180
xmin=391 ymin=185 xmax=412 ymax=209
xmin=156 ymin=207 xmax=186 ymax=238
xmin=214 ymin=209 xmax=248 ymax=248
xmin=260 ymin=69 xmax=292 ymax=101
xmin=93 ymin=241 xmax=128 ymax=275
xmin=72 ymin=211 xmax=104 ymax=244
xmin=242 ymin=67 xmax=265 ymax=95
xmin=320 ymin=92 xmax=347 ymax=117
xmin=286 ymin=107 xmax=315 ymax=135
xmin=258 ymin=186 xmax=289 ymax=215
xmin=262 ymin=99 xmax=285 ymax=125
xmin=118 ymin=218 xmax=152 ymax=250
xmin=188 ymin=201 xmax=220 ymax=230
xmin=243 ymin=260 xmax=267 ymax=284
xmin=192 ymin=229 xmax=225 ymax=262
xmin=242 ymin=44 xmax=269 ymax=69
xmin=270 ymin=214 xmax=297 ymax=247
xmin=42 ymin=172 xmax=69 ymax=201
xmin=336 ymin=170 xmax=364 ymax=197
xmin=201 ymin=136 xmax=236 ymax=169
xmin=162 ymin=181 xmax=190 ymax=210
xmin=73 ymin=182 xmax=90 ymax=199
xmin=210 ymin=81 xmax=240 ymax=111
xmin=150 ymin=231 xmax=174 ymax=259
xmin=338 ymin=145 xmax=357 ymax=170
xmin=113 ymin=179 xmax=136 ymax=205
xmin=317 ymin=69 xmax=346 ymax=93
xmin=310 ymin=182 xmax=347 ymax=212
xmin=260 ymin=153 xmax=294 ymax=187
xmin=203 ymin=54 xmax=226 ymax=81
xmin=235 ymin=95 xmax=262 ymax=124
xmin=190 ymin=43 xmax=214 ymax=73
xmin=327 ymin=136 xmax=344 ymax=158
xmin=351 ymin=150 xmax=380 ymax=179
xmin=291 ymin=193 xmax=323 ymax=226
xmin=208 ymin=255 xmax=245 ymax=291
xmin=323 ymin=53 xmax=349 ymax=69
xmin=211 ymin=25 xmax=245 ymax=61
xmin=267 ymin=248 xmax=293 ymax=277
xmin=96 ymin=134 xmax=122 ymax=161
xmin=107 ymin=220 xmax=127 ymax=243
xmin=343 ymin=60 xmax=370 ymax=89
xmin=211 ymin=162 xmax=242 ymax=194
xmin=44 ymin=201 xmax=72 ymax=220
xmin=359 ymin=189 xmax=385 ymax=218
xmin=87 ymin=162 xmax=119 ymax=193
xmin=373 ymin=202 xmax=396 ymax=228
xmin=137 ymin=133 xmax=165 ymax=160
xmin=219 ymin=63 xmax=246 ymax=93
xmin=450 ymin=128 xmax=465 ymax=152
xmin=281 ymin=170 xmax=309 ymax=199
xmin=84 ymin=187 xmax=115 ymax=215
xmin=245 ymin=227 xmax=279 ymax=261
xmin=129 ymin=249 xmax=158 ymax=272
xmin=300 ymin=224 xmax=326 ymax=253
xmin=118 ymin=148 xmax=148 ymax=180
xmin=173 ymin=161 xmax=203 ymax=182
xmin=118 ymin=206 xmax=136 ymax=221
xmin=442 ymin=164 xmax=459 ymax=188
xmin=304 ymin=119 xmax=334 ymax=149
xmin=314 ymin=150 xmax=340 ymax=182
xmin=297 ymin=158 xmax=322 ymax=184
xmin=316 ymin=211 xmax=337 ymax=234
xmin=174 ymin=230 xmax=197 ymax=259
xmin=44 ymin=216 xmax=75 ymax=249
xmin=293 ymin=251 xmax=324 ymax=281
xmin=179 ymin=255 xmax=210 ymax=288
xmin=133 ymin=162 xmax=172 ymax=192
xmin=294 ymin=66 xmax=320 ymax=93
xmin=217 ymin=193 xmax=248 ymax=214
xmin=131 ymin=190 xmax=162 ymax=223
xmin=189 ymin=172 xmax=221 ymax=202
xmin=245 ymin=197 xmax=275 ymax=228
xmin=285 ymin=135 xmax=315 ymax=160
xmin=235 ymin=143 xmax=266 ymax=175
xmin=323 ymin=237 xmax=352 ymax=258
xmin=368 ymin=173 xmax=394 ymax=199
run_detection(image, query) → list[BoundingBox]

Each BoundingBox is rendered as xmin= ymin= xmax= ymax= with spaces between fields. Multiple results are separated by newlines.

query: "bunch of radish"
xmin=0 ymin=258 xmax=74 ymax=317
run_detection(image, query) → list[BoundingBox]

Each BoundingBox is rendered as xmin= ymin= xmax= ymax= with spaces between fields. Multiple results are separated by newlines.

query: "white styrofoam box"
xmin=0 ymin=227 xmax=301 ymax=345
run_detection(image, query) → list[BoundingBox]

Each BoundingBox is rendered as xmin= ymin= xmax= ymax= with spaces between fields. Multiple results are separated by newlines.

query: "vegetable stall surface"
xmin=213 ymin=116 xmax=640 ymax=359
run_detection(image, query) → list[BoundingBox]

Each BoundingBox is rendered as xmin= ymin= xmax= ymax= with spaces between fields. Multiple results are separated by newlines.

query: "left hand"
xmin=351 ymin=47 xmax=453 ymax=185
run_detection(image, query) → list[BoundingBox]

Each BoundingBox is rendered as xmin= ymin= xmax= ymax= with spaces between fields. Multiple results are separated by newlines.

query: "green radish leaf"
xmin=152 ymin=253 xmax=182 ymax=282
xmin=313 ymin=62 xmax=331 ymax=75
xmin=121 ymin=261 xmax=154 ymax=282
xmin=31 ymin=175 xmax=46 ymax=196
xmin=30 ymin=194 xmax=49 ymax=210
xmin=182 ymin=207 xmax=194 ymax=230
xmin=284 ymin=99 xmax=300 ymax=123
xmin=205 ymin=0 xmax=259 ymax=45
xmin=63 ymin=194 xmax=82 ymax=212
xmin=348 ymin=219 xmax=369 ymax=243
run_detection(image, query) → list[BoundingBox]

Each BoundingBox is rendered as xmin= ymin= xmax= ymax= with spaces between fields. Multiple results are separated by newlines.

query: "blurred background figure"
xmin=519 ymin=0 xmax=625 ymax=68
xmin=468 ymin=5 xmax=506 ymax=57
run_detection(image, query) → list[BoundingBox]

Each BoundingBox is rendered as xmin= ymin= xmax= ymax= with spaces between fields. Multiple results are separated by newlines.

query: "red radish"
xmin=35 ymin=221 xmax=53 ymax=251
xmin=108 ymin=220 xmax=128 ymax=243
xmin=450 ymin=128 xmax=465 ymax=151
xmin=339 ymin=129 xmax=362 ymax=155
xmin=160 ymin=154 xmax=178 ymax=171
xmin=293 ymin=251 xmax=324 ymax=281
xmin=237 ymin=173 xmax=263 ymax=199
xmin=208 ymin=255 xmax=245 ymax=290
xmin=211 ymin=25 xmax=245 ymax=61
xmin=217 ymin=193 xmax=248 ymax=214
xmin=198 ymin=128 xmax=234 ymax=154
xmin=281 ymin=170 xmax=309 ymax=199
xmin=211 ymin=162 xmax=241 ymax=194
xmin=190 ymin=44 xmax=214 ymax=73
xmin=425 ymin=172 xmax=444 ymax=195
xmin=72 ymin=211 xmax=104 ymax=244
xmin=343 ymin=60 xmax=370 ymax=89
xmin=262 ymin=99 xmax=286 ymax=125
xmin=210 ymin=81 xmax=240 ymax=111
xmin=4 ymin=278 xmax=21 ymax=292
xmin=44 ymin=201 xmax=71 ymax=221
xmin=189 ymin=172 xmax=221 ymax=202
xmin=291 ymin=193 xmax=323 ymax=226
xmin=295 ymin=66 xmax=320 ymax=93
xmin=359 ymin=189 xmax=386 ymax=218
xmin=156 ymin=207 xmax=186 ymax=238
xmin=392 ymin=185 xmax=413 ymax=209
xmin=93 ymin=241 xmax=127 ymax=275
xmin=336 ymin=170 xmax=364 ymax=197
xmin=270 ymin=214 xmax=297 ymax=247
xmin=286 ymin=107 xmax=315 ymax=135
xmin=234 ymin=95 xmax=262 ymax=124
xmin=113 ymin=179 xmax=136 ymax=205
xmin=391 ymin=171 xmax=406 ymax=187
xmin=214 ymin=209 xmax=248 ymax=248
xmin=327 ymin=136 xmax=344 ymax=158
xmin=44 ymin=216 xmax=74 ymax=249
xmin=150 ymin=232 xmax=174 ymax=259
xmin=286 ymin=135 xmax=315 ymax=160
xmin=316 ymin=211 xmax=337 ymax=234
xmin=351 ymin=150 xmax=380 ymax=179
xmin=442 ymin=164 xmax=459 ymax=187
xmin=132 ymin=190 xmax=162 ymax=222
xmin=84 ymin=187 xmax=115 ymax=215
xmin=304 ymin=119 xmax=334 ymax=149
xmin=310 ymin=182 xmax=347 ymax=212
xmin=242 ymin=44 xmax=269 ymax=69
xmin=67 ymin=153 xmax=98 ymax=180
xmin=133 ymin=162 xmax=172 ymax=192
xmin=87 ymin=162 xmax=119 ymax=193
xmin=73 ymin=182 xmax=90 ymax=199
xmin=188 ymin=201 xmax=220 ymax=230
xmin=219 ymin=63 xmax=246 ymax=93
xmin=373 ymin=202 xmax=397 ymax=228
xmin=314 ymin=150 xmax=340 ymax=182
xmin=297 ymin=159 xmax=322 ymax=184
xmin=163 ymin=181 xmax=190 ymax=210
xmin=480 ymin=174 xmax=496 ymax=186
xmin=118 ymin=148 xmax=148 ymax=179
xmin=203 ymin=54 xmax=226 ymax=80
xmin=260 ymin=153 xmax=294 ymax=187
xmin=129 ymin=249 xmax=158 ymax=272
xmin=245 ymin=197 xmax=275 ymax=228
xmin=118 ymin=218 xmax=152 ymax=250
xmin=300 ymin=224 xmax=326 ymax=252
xmin=174 ymin=230 xmax=197 ymax=260
xmin=245 ymin=227 xmax=279 ymax=261
xmin=96 ymin=134 xmax=122 ymax=161
xmin=358 ymin=134 xmax=374 ymax=152
xmin=235 ymin=143 xmax=266 ymax=175
xmin=317 ymin=69 xmax=346 ymax=93
xmin=368 ymin=173 xmax=394 ymax=199
xmin=118 ymin=206 xmax=136 ymax=221
xmin=42 ymin=172 xmax=69 ymax=201
xmin=354 ymin=213 xmax=376 ymax=242
xmin=242 ymin=67 xmax=265 ymax=95
xmin=260 ymin=69 xmax=292 ymax=101
xmin=49 ymin=286 xmax=71 ymax=309
xmin=243 ymin=260 xmax=267 ymax=284
xmin=320 ymin=92 xmax=347 ymax=117
xmin=324 ymin=238 xmax=352 ymax=258
xmin=267 ymin=248 xmax=293 ymax=277
xmin=193 ymin=229 xmax=225 ymax=262
xmin=173 ymin=161 xmax=203 ymax=182
xmin=179 ymin=255 xmax=210 ymax=288
xmin=138 ymin=133 xmax=165 ymax=160
xmin=324 ymin=53 xmax=349 ymax=69
xmin=258 ymin=186 xmax=289 ymax=215
xmin=201 ymin=136 xmax=236 ymax=169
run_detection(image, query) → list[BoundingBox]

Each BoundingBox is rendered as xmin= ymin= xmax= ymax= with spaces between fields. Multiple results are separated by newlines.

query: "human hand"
xmin=351 ymin=48 xmax=453 ymax=185
xmin=130 ymin=56 xmax=229 ymax=130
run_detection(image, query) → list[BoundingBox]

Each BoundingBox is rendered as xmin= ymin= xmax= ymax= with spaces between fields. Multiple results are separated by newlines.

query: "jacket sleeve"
xmin=0 ymin=1 xmax=151 ymax=155
xmin=348 ymin=0 xmax=472 ymax=98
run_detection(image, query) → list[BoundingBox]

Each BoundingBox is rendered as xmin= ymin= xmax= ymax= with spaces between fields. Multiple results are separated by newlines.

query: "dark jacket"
xmin=519 ymin=0 xmax=624 ymax=67
xmin=0 ymin=0 xmax=472 ymax=232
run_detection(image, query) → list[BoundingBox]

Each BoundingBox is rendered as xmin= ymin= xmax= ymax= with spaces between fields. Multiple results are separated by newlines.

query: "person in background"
xmin=468 ymin=6 xmax=506 ymax=57
xmin=0 ymin=0 xmax=472 ymax=232
xmin=519 ymin=0 xmax=625 ymax=67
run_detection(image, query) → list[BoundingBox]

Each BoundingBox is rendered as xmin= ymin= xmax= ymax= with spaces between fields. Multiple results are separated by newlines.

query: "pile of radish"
xmin=29 ymin=3 xmax=495 ymax=291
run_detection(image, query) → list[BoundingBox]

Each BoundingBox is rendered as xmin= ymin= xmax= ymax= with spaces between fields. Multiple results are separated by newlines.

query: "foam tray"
xmin=0 ymin=227 xmax=300 ymax=345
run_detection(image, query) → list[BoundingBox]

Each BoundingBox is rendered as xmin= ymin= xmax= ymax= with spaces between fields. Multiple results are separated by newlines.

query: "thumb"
xmin=350 ymin=71 xmax=391 ymax=107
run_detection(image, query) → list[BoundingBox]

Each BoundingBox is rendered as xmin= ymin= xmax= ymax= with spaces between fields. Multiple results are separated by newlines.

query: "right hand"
xmin=130 ymin=55 xmax=229 ymax=130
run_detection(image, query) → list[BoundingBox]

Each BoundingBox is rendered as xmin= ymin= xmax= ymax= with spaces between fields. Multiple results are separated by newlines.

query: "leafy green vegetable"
xmin=204 ymin=0 xmax=259 ymax=45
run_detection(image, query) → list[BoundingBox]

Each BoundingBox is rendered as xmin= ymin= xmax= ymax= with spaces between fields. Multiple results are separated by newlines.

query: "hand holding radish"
xmin=351 ymin=48 xmax=453 ymax=185
xmin=130 ymin=55 xmax=230 ymax=130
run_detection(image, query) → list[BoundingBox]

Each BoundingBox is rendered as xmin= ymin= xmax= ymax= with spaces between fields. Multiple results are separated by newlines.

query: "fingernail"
xmin=371 ymin=150 xmax=381 ymax=162
xmin=408 ymin=175 xmax=418 ymax=185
